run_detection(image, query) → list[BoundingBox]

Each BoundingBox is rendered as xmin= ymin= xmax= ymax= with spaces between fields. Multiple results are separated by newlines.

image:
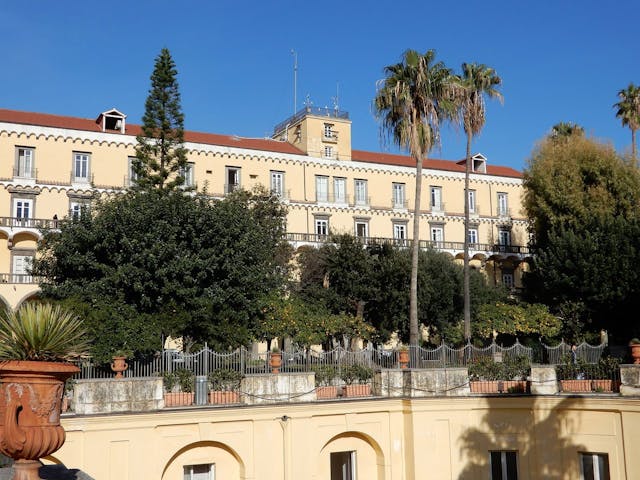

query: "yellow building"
xmin=51 ymin=395 xmax=640 ymax=479
xmin=0 ymin=106 xmax=529 ymax=309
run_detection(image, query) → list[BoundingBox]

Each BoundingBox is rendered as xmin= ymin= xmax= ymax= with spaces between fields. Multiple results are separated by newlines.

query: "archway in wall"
xmin=15 ymin=291 xmax=41 ymax=310
xmin=161 ymin=440 xmax=245 ymax=480
xmin=318 ymin=431 xmax=385 ymax=480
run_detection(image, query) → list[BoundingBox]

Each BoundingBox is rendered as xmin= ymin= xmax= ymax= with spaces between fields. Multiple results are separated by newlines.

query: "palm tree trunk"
xmin=633 ymin=128 xmax=637 ymax=168
xmin=410 ymin=154 xmax=423 ymax=347
xmin=463 ymin=131 xmax=472 ymax=343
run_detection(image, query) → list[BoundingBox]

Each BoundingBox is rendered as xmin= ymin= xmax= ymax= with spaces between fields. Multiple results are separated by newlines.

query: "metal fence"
xmin=71 ymin=340 xmax=608 ymax=381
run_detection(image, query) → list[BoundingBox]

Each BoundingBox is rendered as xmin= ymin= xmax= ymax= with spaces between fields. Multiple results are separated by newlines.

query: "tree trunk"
xmin=410 ymin=154 xmax=423 ymax=346
xmin=463 ymin=131 xmax=472 ymax=342
xmin=633 ymin=128 xmax=637 ymax=168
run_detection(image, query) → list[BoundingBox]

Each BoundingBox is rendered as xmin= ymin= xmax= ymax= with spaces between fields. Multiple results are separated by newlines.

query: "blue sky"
xmin=1 ymin=1 xmax=638 ymax=171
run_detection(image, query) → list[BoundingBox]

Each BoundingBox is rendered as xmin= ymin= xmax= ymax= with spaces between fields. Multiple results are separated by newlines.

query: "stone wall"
xmin=374 ymin=368 xmax=470 ymax=397
xmin=241 ymin=372 xmax=316 ymax=405
xmin=620 ymin=365 xmax=640 ymax=396
xmin=73 ymin=377 xmax=164 ymax=414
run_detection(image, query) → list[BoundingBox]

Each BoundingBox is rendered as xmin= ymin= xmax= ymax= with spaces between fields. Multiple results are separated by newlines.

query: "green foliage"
xmin=556 ymin=355 xmax=619 ymax=380
xmin=208 ymin=369 xmax=243 ymax=391
xmin=474 ymin=302 xmax=561 ymax=340
xmin=340 ymin=364 xmax=374 ymax=385
xmin=33 ymin=188 xmax=290 ymax=360
xmin=312 ymin=365 xmax=337 ymax=386
xmin=134 ymin=48 xmax=188 ymax=190
xmin=0 ymin=303 xmax=90 ymax=361
xmin=162 ymin=368 xmax=195 ymax=393
xmin=468 ymin=355 xmax=530 ymax=381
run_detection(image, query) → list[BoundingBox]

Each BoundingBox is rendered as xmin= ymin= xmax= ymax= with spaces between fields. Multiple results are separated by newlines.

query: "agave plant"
xmin=0 ymin=303 xmax=90 ymax=361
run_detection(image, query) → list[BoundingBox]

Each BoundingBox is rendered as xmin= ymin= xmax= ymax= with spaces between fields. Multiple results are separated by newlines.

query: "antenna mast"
xmin=291 ymin=49 xmax=298 ymax=114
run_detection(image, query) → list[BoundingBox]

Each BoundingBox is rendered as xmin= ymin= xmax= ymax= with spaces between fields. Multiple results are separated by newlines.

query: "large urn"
xmin=0 ymin=360 xmax=79 ymax=480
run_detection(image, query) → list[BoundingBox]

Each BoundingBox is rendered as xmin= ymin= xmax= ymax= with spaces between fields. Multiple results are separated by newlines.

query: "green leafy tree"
xmin=33 ymin=188 xmax=290 ymax=360
xmin=374 ymin=49 xmax=457 ymax=346
xmin=134 ymin=48 xmax=188 ymax=190
xmin=474 ymin=302 xmax=561 ymax=340
xmin=614 ymin=83 xmax=640 ymax=164
xmin=458 ymin=62 xmax=502 ymax=342
xmin=550 ymin=121 xmax=585 ymax=140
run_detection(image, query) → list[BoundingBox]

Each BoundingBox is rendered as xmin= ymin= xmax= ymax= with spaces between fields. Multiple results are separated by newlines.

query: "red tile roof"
xmin=0 ymin=108 xmax=305 ymax=156
xmin=0 ymin=108 xmax=522 ymax=177
xmin=352 ymin=150 xmax=522 ymax=178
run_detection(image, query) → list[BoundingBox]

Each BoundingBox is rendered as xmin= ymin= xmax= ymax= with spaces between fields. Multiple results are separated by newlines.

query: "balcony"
xmin=225 ymin=183 xmax=240 ymax=194
xmin=430 ymin=202 xmax=446 ymax=214
xmin=316 ymin=193 xmax=351 ymax=205
xmin=0 ymin=216 xmax=59 ymax=230
xmin=353 ymin=196 xmax=370 ymax=208
xmin=0 ymin=273 xmax=40 ymax=284
xmin=322 ymin=132 xmax=338 ymax=143
xmin=392 ymin=198 xmax=409 ymax=210
xmin=12 ymin=166 xmax=36 ymax=182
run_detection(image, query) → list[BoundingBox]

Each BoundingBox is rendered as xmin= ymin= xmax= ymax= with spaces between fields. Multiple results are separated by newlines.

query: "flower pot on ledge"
xmin=343 ymin=384 xmax=371 ymax=397
xmin=270 ymin=352 xmax=282 ymax=374
xmin=111 ymin=356 xmax=128 ymax=379
xmin=398 ymin=349 xmax=409 ymax=369
xmin=209 ymin=391 xmax=240 ymax=404
xmin=316 ymin=386 xmax=339 ymax=399
xmin=163 ymin=392 xmax=195 ymax=407
xmin=469 ymin=380 xmax=529 ymax=394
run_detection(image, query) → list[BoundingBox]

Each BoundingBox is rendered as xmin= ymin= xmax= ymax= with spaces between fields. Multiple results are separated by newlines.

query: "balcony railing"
xmin=225 ymin=183 xmax=240 ymax=194
xmin=273 ymin=106 xmax=350 ymax=134
xmin=0 ymin=273 xmax=40 ymax=284
xmin=353 ymin=196 xmax=370 ymax=208
xmin=0 ymin=217 xmax=59 ymax=229
xmin=316 ymin=193 xmax=351 ymax=205
xmin=12 ymin=166 xmax=37 ymax=180
xmin=322 ymin=132 xmax=338 ymax=143
xmin=392 ymin=198 xmax=409 ymax=209
xmin=431 ymin=202 xmax=446 ymax=214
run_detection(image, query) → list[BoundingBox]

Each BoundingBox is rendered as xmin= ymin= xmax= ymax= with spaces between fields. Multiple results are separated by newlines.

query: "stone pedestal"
xmin=241 ymin=373 xmax=316 ymax=405
xmin=530 ymin=365 xmax=559 ymax=395
xmin=374 ymin=368 xmax=470 ymax=397
xmin=620 ymin=364 xmax=640 ymax=396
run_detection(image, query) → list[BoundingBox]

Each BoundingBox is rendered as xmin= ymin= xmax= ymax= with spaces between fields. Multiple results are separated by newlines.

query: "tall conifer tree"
xmin=134 ymin=48 xmax=188 ymax=190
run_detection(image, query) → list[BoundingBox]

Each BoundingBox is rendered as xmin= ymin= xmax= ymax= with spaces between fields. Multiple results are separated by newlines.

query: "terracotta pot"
xmin=398 ymin=350 xmax=409 ymax=369
xmin=470 ymin=380 xmax=529 ymax=394
xmin=343 ymin=384 xmax=371 ymax=397
xmin=316 ymin=386 xmax=339 ymax=399
xmin=163 ymin=392 xmax=195 ymax=407
xmin=631 ymin=344 xmax=640 ymax=365
xmin=0 ymin=360 xmax=79 ymax=480
xmin=560 ymin=379 xmax=592 ymax=392
xmin=270 ymin=352 xmax=282 ymax=374
xmin=110 ymin=356 xmax=128 ymax=379
xmin=209 ymin=391 xmax=240 ymax=404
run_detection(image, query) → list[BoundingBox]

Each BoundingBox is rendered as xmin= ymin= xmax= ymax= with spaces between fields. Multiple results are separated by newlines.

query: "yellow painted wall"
xmin=51 ymin=396 xmax=640 ymax=479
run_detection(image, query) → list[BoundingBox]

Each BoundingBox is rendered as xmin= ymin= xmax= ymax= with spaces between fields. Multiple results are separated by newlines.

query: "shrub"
xmin=208 ymin=369 xmax=243 ymax=391
xmin=312 ymin=365 xmax=337 ymax=386
xmin=468 ymin=355 xmax=530 ymax=381
xmin=340 ymin=364 xmax=373 ymax=385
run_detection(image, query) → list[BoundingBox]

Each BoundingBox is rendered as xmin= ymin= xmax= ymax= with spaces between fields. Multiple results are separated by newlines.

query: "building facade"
xmin=0 ymin=106 xmax=530 ymax=309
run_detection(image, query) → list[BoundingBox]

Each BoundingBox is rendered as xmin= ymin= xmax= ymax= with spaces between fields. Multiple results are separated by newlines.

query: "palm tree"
xmin=551 ymin=121 xmax=584 ymax=139
xmin=459 ymin=63 xmax=502 ymax=343
xmin=614 ymin=83 xmax=640 ymax=165
xmin=374 ymin=50 xmax=456 ymax=346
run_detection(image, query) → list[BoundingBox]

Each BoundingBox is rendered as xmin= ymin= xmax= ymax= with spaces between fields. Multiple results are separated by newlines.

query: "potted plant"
xmin=557 ymin=356 xmax=620 ymax=393
xmin=110 ymin=349 xmax=131 ymax=379
xmin=468 ymin=355 xmax=530 ymax=394
xmin=0 ymin=303 xmax=89 ymax=479
xmin=269 ymin=347 xmax=282 ymax=374
xmin=341 ymin=364 xmax=373 ymax=397
xmin=313 ymin=365 xmax=338 ymax=399
xmin=629 ymin=338 xmax=640 ymax=364
xmin=207 ymin=369 xmax=242 ymax=404
xmin=398 ymin=345 xmax=410 ymax=369
xmin=163 ymin=368 xmax=195 ymax=407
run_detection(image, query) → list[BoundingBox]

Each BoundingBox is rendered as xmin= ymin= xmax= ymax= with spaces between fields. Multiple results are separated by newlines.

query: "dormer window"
xmin=96 ymin=108 xmax=126 ymax=133
xmin=471 ymin=153 xmax=487 ymax=173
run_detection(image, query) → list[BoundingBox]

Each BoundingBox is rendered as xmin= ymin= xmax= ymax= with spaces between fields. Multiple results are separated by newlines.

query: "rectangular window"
xmin=392 ymin=183 xmax=406 ymax=209
xmin=502 ymin=273 xmax=515 ymax=289
xmin=354 ymin=179 xmax=368 ymax=206
xmin=580 ymin=453 xmax=610 ymax=480
xmin=497 ymin=192 xmax=509 ymax=216
xmin=271 ymin=171 xmax=285 ymax=197
xmin=11 ymin=254 xmax=34 ymax=284
xmin=183 ymin=463 xmax=214 ymax=480
xmin=69 ymin=200 xmax=90 ymax=219
xmin=330 ymin=451 xmax=355 ymax=480
xmin=181 ymin=162 xmax=195 ymax=188
xmin=315 ymin=217 xmax=329 ymax=237
xmin=333 ymin=177 xmax=346 ymax=204
xmin=324 ymin=123 xmax=336 ymax=141
xmin=324 ymin=146 xmax=334 ymax=159
xmin=316 ymin=175 xmax=329 ymax=202
xmin=73 ymin=152 xmax=90 ymax=182
xmin=354 ymin=220 xmax=368 ymax=239
xmin=498 ymin=229 xmax=511 ymax=246
xmin=431 ymin=186 xmax=443 ymax=211
xmin=127 ymin=157 xmax=138 ymax=187
xmin=468 ymin=189 xmax=476 ymax=213
xmin=468 ymin=227 xmax=479 ymax=245
xmin=15 ymin=147 xmax=35 ymax=179
xmin=430 ymin=225 xmax=444 ymax=243
xmin=393 ymin=222 xmax=407 ymax=246
xmin=225 ymin=167 xmax=241 ymax=193
xmin=490 ymin=451 xmax=518 ymax=480
xmin=13 ymin=198 xmax=33 ymax=220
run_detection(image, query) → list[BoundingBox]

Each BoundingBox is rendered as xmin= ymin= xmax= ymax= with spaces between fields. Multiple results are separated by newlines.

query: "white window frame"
xmin=430 ymin=186 xmax=443 ymax=211
xmin=392 ymin=182 xmax=406 ymax=209
xmin=11 ymin=252 xmax=34 ymax=284
xmin=13 ymin=198 xmax=33 ymax=220
xmin=354 ymin=179 xmax=368 ymax=206
xmin=468 ymin=227 xmax=479 ymax=245
xmin=330 ymin=451 xmax=356 ymax=480
xmin=498 ymin=229 xmax=511 ymax=246
xmin=225 ymin=167 xmax=241 ymax=193
xmin=15 ymin=147 xmax=35 ymax=179
xmin=316 ymin=175 xmax=329 ymax=202
xmin=393 ymin=222 xmax=408 ymax=245
xmin=315 ymin=217 xmax=329 ymax=237
xmin=354 ymin=219 xmax=369 ymax=239
xmin=579 ymin=452 xmax=610 ymax=480
xmin=333 ymin=177 xmax=347 ymax=204
xmin=270 ymin=171 xmax=285 ymax=198
xmin=497 ymin=192 xmax=509 ymax=216
xmin=324 ymin=146 xmax=334 ymax=159
xmin=73 ymin=152 xmax=91 ymax=183
xmin=323 ymin=123 xmax=336 ymax=141
xmin=468 ymin=189 xmax=476 ymax=213
xmin=490 ymin=450 xmax=518 ymax=480
xmin=183 ymin=463 xmax=215 ymax=480
xmin=430 ymin=225 xmax=444 ymax=243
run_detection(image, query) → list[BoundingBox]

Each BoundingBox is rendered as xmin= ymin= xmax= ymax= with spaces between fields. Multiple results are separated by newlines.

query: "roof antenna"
xmin=291 ymin=49 xmax=298 ymax=114
xmin=332 ymin=82 xmax=340 ymax=114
